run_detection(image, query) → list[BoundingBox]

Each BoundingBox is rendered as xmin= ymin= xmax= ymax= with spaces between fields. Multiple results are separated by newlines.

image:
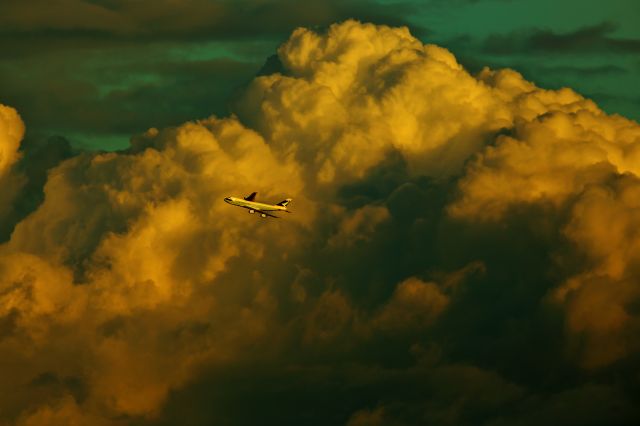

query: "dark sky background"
xmin=1 ymin=0 xmax=638 ymax=150
xmin=1 ymin=2 xmax=640 ymax=426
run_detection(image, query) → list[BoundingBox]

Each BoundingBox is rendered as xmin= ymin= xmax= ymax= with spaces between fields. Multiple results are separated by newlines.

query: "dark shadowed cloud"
xmin=482 ymin=22 xmax=640 ymax=55
xmin=0 ymin=0 xmax=417 ymax=45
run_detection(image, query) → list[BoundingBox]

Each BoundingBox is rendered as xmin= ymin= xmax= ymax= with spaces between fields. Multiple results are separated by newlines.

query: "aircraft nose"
xmin=224 ymin=197 xmax=231 ymax=203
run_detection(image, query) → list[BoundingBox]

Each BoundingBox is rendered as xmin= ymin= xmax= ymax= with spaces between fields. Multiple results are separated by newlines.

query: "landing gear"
xmin=249 ymin=209 xmax=255 ymax=214
xmin=261 ymin=213 xmax=267 ymax=218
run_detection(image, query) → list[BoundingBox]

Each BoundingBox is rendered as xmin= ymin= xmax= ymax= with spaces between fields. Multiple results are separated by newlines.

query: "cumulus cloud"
xmin=236 ymin=21 xmax=511 ymax=183
xmin=0 ymin=104 xmax=27 ymax=236
xmin=1 ymin=20 xmax=640 ymax=425
xmin=0 ymin=104 xmax=24 ymax=174
xmin=1 ymin=116 xmax=308 ymax=421
xmin=447 ymin=71 xmax=640 ymax=367
xmin=372 ymin=277 xmax=449 ymax=332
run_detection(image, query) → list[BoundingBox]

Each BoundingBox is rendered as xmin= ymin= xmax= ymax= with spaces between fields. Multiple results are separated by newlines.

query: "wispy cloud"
xmin=483 ymin=22 xmax=640 ymax=54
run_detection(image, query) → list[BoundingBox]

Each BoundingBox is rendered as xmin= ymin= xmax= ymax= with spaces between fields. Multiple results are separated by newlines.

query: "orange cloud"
xmin=2 ymin=20 xmax=640 ymax=424
xmin=0 ymin=104 xmax=26 ymax=227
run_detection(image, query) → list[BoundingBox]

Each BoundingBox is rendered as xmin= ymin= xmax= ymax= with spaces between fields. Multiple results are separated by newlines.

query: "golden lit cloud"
xmin=449 ymin=108 xmax=640 ymax=220
xmin=2 ymin=20 xmax=640 ymax=425
xmin=236 ymin=20 xmax=512 ymax=185
xmin=0 ymin=104 xmax=26 ymax=227
xmin=447 ymin=72 xmax=640 ymax=367
xmin=0 ymin=104 xmax=24 ymax=174
xmin=372 ymin=277 xmax=449 ymax=332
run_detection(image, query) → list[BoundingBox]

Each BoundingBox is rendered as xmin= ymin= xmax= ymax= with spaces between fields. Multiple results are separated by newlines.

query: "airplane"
xmin=223 ymin=192 xmax=292 ymax=218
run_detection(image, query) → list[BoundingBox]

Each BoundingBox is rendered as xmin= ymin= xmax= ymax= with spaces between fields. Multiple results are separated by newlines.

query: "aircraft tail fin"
xmin=276 ymin=198 xmax=292 ymax=207
xmin=244 ymin=192 xmax=257 ymax=201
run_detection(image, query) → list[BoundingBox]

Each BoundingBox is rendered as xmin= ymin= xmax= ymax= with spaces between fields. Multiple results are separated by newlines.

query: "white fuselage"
xmin=223 ymin=197 xmax=288 ymax=213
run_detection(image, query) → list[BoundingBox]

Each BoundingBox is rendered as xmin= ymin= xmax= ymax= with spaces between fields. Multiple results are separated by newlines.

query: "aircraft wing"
xmin=255 ymin=209 xmax=279 ymax=218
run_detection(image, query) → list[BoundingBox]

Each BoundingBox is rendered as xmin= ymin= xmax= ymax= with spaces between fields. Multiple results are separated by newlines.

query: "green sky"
xmin=1 ymin=0 xmax=638 ymax=150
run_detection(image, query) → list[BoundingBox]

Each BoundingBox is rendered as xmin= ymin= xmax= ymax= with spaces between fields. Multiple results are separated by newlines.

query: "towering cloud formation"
xmin=237 ymin=21 xmax=512 ymax=183
xmin=1 ymin=21 xmax=639 ymax=425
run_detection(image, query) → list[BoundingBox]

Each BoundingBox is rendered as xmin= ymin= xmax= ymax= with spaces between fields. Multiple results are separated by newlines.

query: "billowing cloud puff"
xmin=0 ymin=104 xmax=24 ymax=174
xmin=372 ymin=277 xmax=449 ymax=331
xmin=550 ymin=175 xmax=640 ymax=368
xmin=1 ymin=116 xmax=308 ymax=422
xmin=235 ymin=20 xmax=511 ymax=184
xmin=447 ymin=82 xmax=640 ymax=367
xmin=2 ymin=20 xmax=640 ymax=425
xmin=449 ymin=108 xmax=639 ymax=220
xmin=0 ymin=104 xmax=26 ymax=233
